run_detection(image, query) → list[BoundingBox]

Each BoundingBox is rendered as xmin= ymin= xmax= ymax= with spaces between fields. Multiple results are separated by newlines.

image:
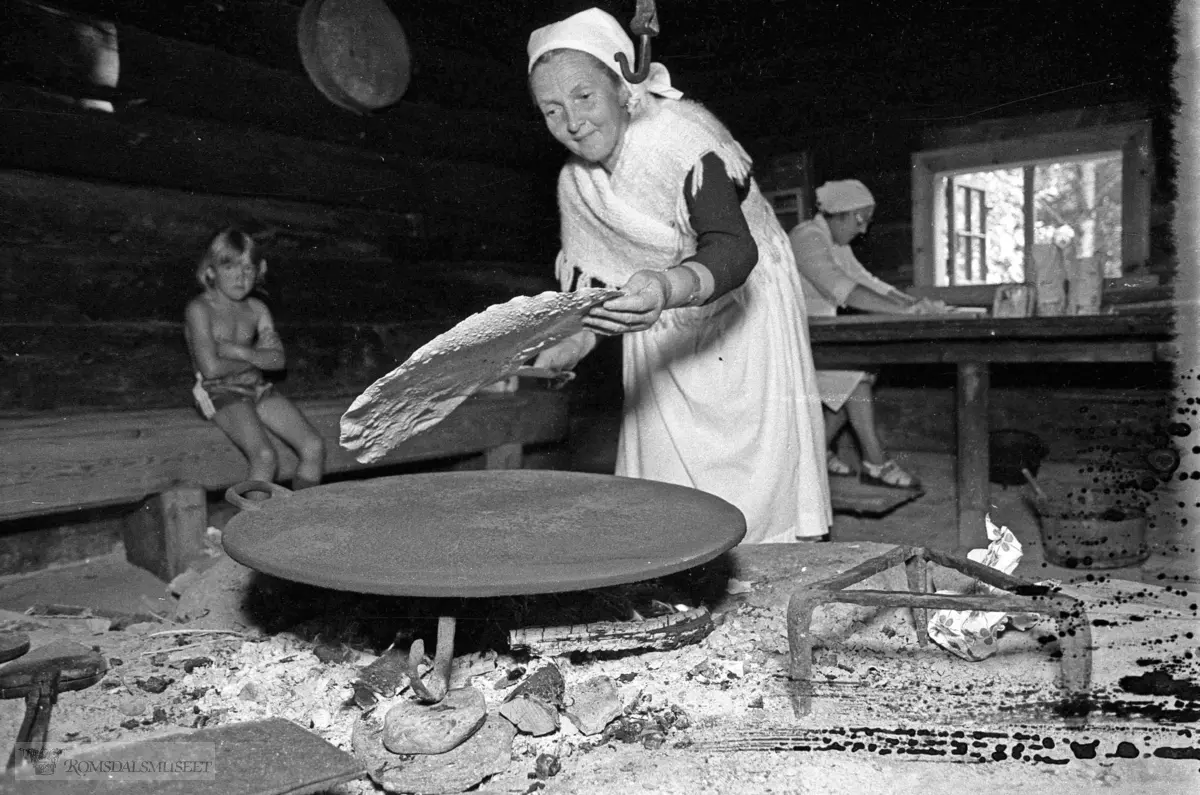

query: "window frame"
xmin=762 ymin=187 xmax=812 ymax=234
xmin=946 ymin=179 xmax=988 ymax=285
xmin=911 ymin=121 xmax=1152 ymax=287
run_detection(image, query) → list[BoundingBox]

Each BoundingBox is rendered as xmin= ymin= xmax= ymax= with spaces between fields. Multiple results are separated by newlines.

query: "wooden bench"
xmin=0 ymin=390 xmax=569 ymax=581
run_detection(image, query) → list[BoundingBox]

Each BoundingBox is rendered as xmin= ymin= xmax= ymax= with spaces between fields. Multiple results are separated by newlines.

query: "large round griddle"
xmin=222 ymin=471 xmax=746 ymax=598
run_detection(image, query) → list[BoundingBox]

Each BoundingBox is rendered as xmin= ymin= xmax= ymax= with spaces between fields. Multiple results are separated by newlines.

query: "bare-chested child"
xmin=184 ymin=227 xmax=324 ymax=490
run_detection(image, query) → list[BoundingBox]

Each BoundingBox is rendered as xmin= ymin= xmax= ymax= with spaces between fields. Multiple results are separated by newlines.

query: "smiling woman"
xmin=531 ymin=49 xmax=630 ymax=171
xmin=520 ymin=8 xmax=832 ymax=545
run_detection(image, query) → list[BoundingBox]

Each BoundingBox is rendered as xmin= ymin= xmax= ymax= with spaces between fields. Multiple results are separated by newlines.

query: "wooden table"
xmin=808 ymin=310 xmax=1174 ymax=550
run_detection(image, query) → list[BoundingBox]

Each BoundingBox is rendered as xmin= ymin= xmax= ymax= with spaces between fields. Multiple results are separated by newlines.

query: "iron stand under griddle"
xmin=786 ymin=545 xmax=1093 ymax=726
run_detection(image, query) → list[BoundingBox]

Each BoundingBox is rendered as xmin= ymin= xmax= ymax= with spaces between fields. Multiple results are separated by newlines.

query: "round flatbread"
xmin=340 ymin=288 xmax=620 ymax=463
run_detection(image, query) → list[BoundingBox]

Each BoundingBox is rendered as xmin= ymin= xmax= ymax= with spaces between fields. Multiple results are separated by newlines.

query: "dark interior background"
xmin=0 ymin=0 xmax=1180 ymax=455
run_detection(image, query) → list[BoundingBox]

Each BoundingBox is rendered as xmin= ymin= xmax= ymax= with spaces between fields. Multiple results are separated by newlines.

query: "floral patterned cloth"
xmin=927 ymin=515 xmax=1042 ymax=661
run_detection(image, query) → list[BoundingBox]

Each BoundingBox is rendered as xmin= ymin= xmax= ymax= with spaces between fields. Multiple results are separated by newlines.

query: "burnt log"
xmin=508 ymin=607 xmax=715 ymax=657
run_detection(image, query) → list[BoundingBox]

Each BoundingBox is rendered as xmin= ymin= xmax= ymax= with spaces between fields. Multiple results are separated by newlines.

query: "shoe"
xmin=860 ymin=459 xmax=922 ymax=490
xmin=797 ymin=533 xmax=830 ymax=542
xmin=826 ymin=451 xmax=855 ymax=477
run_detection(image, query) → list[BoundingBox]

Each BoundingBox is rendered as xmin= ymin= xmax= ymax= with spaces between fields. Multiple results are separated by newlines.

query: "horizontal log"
xmin=0 ymin=168 xmax=557 ymax=321
xmin=0 ymin=390 xmax=569 ymax=521
xmin=0 ymin=251 xmax=554 ymax=323
xmin=0 ymin=321 xmax=436 ymax=412
xmin=38 ymin=0 xmax=532 ymax=113
xmin=508 ymin=607 xmax=714 ymax=657
xmin=0 ymin=84 xmax=557 ymax=235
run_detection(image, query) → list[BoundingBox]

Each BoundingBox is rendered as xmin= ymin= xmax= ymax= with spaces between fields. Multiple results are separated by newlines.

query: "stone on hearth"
xmin=499 ymin=695 xmax=560 ymax=735
xmin=382 ymin=686 xmax=486 ymax=755
xmin=563 ymin=675 xmax=623 ymax=736
xmin=505 ymin=662 xmax=565 ymax=708
xmin=354 ymin=713 xmax=515 ymax=795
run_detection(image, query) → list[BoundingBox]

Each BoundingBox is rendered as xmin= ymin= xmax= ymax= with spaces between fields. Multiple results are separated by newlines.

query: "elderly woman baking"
xmin=527 ymin=8 xmax=831 ymax=543
xmin=789 ymin=179 xmax=945 ymax=490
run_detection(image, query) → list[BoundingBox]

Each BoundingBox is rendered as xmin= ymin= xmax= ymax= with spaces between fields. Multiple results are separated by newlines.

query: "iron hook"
xmin=615 ymin=0 xmax=660 ymax=84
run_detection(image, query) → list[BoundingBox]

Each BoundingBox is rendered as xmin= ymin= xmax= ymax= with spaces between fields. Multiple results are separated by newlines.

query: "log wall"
xmin=0 ymin=5 xmax=563 ymax=417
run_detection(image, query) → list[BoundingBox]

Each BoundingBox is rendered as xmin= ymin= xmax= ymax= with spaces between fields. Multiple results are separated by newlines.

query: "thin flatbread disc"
xmin=221 ymin=470 xmax=747 ymax=597
xmin=340 ymin=288 xmax=620 ymax=464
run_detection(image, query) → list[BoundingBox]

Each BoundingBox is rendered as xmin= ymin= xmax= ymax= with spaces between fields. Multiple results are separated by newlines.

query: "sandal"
xmin=861 ymin=459 xmax=922 ymax=490
xmin=827 ymin=451 xmax=855 ymax=477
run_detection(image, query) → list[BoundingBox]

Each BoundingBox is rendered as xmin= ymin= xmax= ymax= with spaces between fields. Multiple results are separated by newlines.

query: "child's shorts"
xmin=193 ymin=370 xmax=274 ymax=420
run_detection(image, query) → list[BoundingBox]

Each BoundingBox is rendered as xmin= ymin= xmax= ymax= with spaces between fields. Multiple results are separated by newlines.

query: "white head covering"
xmin=526 ymin=7 xmax=683 ymax=112
xmin=815 ymin=180 xmax=875 ymax=214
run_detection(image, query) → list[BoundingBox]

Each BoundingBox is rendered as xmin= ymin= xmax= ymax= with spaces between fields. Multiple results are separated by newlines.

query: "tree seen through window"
xmin=937 ymin=153 xmax=1123 ymax=285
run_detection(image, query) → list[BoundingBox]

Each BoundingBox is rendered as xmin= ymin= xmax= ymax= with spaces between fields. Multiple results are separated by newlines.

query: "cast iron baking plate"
xmin=222 ymin=471 xmax=746 ymax=597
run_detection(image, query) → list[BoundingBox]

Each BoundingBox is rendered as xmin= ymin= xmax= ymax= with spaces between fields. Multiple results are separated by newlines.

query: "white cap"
xmin=816 ymin=180 xmax=875 ymax=214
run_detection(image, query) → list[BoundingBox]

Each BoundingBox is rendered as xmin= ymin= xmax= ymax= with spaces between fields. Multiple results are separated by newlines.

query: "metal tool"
xmin=0 ymin=639 xmax=107 ymax=770
xmin=616 ymin=0 xmax=660 ymax=83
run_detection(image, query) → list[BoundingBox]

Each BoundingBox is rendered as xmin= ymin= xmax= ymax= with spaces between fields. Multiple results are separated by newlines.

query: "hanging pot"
xmin=297 ymin=0 xmax=412 ymax=115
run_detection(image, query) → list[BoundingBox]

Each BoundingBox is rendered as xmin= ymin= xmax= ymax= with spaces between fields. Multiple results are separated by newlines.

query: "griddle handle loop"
xmin=225 ymin=480 xmax=293 ymax=512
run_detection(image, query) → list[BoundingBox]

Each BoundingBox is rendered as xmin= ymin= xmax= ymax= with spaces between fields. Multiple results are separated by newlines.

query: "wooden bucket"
xmin=1034 ymin=488 xmax=1149 ymax=569
xmin=297 ymin=0 xmax=411 ymax=114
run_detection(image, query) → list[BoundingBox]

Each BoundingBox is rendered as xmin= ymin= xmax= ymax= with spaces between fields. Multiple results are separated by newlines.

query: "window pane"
xmin=936 ymin=155 xmax=1123 ymax=286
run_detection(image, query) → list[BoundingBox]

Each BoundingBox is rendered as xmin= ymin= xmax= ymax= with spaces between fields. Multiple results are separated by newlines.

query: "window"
xmin=758 ymin=151 xmax=814 ymax=234
xmin=762 ymin=188 xmax=810 ymax=234
xmin=912 ymin=115 xmax=1151 ymax=287
xmin=947 ymin=177 xmax=988 ymax=284
xmin=936 ymin=153 xmax=1124 ymax=286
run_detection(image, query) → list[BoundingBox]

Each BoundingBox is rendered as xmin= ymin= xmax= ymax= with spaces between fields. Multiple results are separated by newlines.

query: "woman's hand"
xmin=532 ymin=329 xmax=598 ymax=373
xmin=905 ymin=297 xmax=951 ymax=315
xmin=584 ymin=270 xmax=669 ymax=335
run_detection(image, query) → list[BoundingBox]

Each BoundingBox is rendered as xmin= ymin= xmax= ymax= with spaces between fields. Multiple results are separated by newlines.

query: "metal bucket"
xmin=297 ymin=0 xmax=411 ymax=114
xmin=1034 ymin=488 xmax=1149 ymax=569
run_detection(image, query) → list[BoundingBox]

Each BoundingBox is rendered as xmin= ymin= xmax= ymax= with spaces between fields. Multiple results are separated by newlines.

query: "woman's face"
xmin=827 ymin=205 xmax=875 ymax=245
xmin=530 ymin=51 xmax=631 ymax=171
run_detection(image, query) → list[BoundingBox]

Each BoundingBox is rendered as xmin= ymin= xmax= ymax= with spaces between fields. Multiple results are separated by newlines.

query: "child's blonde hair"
xmin=197 ymin=227 xmax=264 ymax=289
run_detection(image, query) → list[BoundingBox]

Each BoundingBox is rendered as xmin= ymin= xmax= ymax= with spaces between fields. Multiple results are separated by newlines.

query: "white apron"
xmin=557 ymin=100 xmax=831 ymax=543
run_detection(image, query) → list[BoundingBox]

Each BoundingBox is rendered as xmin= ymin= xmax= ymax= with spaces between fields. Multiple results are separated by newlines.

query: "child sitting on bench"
xmin=184 ymin=227 xmax=324 ymax=490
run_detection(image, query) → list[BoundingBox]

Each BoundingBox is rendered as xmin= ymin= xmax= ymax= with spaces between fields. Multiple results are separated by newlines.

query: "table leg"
xmin=956 ymin=362 xmax=990 ymax=550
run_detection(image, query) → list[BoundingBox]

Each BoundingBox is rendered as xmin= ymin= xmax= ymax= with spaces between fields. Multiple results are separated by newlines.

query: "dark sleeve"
xmin=682 ymin=151 xmax=759 ymax=302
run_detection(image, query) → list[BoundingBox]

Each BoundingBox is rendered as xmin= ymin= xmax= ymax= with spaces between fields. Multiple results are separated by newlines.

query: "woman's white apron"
xmin=556 ymin=100 xmax=831 ymax=543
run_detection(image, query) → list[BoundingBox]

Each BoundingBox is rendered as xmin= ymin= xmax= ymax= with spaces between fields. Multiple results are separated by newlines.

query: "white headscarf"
xmin=526 ymin=7 xmax=683 ymax=113
xmin=815 ymin=180 xmax=875 ymax=214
